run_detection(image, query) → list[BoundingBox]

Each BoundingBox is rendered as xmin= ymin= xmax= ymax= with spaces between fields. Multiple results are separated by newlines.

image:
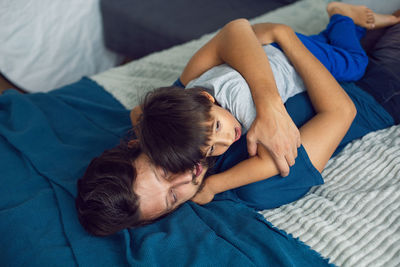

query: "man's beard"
xmin=191 ymin=156 xmax=215 ymax=194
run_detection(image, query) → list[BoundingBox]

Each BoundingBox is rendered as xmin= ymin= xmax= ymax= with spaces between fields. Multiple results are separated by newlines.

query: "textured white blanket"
xmin=91 ymin=0 xmax=400 ymax=265
xmin=261 ymin=125 xmax=400 ymax=266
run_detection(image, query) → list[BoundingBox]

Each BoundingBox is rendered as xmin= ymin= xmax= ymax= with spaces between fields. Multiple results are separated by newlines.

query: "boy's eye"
xmin=216 ymin=121 xmax=220 ymax=131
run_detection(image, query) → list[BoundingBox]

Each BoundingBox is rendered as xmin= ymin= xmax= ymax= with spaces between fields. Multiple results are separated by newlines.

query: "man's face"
xmin=133 ymin=153 xmax=208 ymax=220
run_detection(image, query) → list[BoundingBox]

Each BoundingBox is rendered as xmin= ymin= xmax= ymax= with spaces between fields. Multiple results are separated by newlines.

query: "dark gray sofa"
xmin=100 ymin=0 xmax=297 ymax=59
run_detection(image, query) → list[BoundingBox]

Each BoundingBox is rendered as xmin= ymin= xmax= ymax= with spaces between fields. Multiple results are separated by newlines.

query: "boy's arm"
xmin=180 ymin=19 xmax=300 ymax=177
xmin=192 ymin=145 xmax=278 ymax=205
xmin=192 ymin=25 xmax=356 ymax=204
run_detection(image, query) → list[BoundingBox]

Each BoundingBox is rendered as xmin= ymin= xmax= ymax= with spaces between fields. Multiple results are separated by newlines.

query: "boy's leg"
xmin=327 ymin=2 xmax=400 ymax=29
xmin=295 ymin=3 xmax=374 ymax=81
xmin=296 ymin=15 xmax=368 ymax=82
xmin=314 ymin=15 xmax=366 ymax=52
xmin=295 ymin=3 xmax=400 ymax=82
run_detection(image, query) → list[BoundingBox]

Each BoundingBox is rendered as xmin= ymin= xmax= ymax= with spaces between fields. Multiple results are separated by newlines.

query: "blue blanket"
xmin=0 ymin=78 xmax=331 ymax=266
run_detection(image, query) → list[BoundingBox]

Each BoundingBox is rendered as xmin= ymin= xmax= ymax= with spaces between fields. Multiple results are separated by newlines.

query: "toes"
xmin=362 ymin=7 xmax=374 ymax=27
xmin=365 ymin=8 xmax=375 ymax=26
xmin=393 ymin=10 xmax=400 ymax=17
xmin=366 ymin=9 xmax=374 ymax=18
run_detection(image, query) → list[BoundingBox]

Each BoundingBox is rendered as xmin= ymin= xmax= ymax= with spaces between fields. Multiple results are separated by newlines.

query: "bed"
xmin=1 ymin=0 xmax=399 ymax=266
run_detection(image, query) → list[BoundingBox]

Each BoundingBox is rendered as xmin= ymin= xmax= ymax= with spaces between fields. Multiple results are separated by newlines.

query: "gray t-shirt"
xmin=186 ymin=45 xmax=306 ymax=131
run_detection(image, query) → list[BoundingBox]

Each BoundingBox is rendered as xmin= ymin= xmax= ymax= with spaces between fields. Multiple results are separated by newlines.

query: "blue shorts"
xmin=295 ymin=14 xmax=368 ymax=82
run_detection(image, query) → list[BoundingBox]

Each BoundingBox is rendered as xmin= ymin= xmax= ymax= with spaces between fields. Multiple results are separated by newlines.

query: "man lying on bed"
xmin=76 ymin=3 xmax=400 ymax=236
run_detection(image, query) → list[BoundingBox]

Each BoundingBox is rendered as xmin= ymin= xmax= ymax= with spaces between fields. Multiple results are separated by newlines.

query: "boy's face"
xmin=133 ymin=153 xmax=207 ymax=220
xmin=204 ymin=104 xmax=242 ymax=157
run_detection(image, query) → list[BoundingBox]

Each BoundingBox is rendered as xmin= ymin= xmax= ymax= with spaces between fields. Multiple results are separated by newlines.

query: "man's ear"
xmin=200 ymin=91 xmax=215 ymax=103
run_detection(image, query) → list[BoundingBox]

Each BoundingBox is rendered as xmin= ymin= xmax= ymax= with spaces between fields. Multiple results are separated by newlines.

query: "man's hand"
xmin=191 ymin=181 xmax=216 ymax=205
xmin=247 ymin=100 xmax=301 ymax=177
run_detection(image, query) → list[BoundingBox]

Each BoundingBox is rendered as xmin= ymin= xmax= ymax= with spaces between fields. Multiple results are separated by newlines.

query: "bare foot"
xmin=327 ymin=2 xmax=374 ymax=29
xmin=327 ymin=2 xmax=400 ymax=30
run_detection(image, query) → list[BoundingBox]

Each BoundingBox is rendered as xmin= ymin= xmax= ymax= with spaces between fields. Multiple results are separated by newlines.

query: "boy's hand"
xmin=247 ymin=99 xmax=300 ymax=177
xmin=191 ymin=182 xmax=216 ymax=205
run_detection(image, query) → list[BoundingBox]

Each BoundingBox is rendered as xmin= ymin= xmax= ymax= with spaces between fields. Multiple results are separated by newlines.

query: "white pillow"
xmin=0 ymin=0 xmax=122 ymax=92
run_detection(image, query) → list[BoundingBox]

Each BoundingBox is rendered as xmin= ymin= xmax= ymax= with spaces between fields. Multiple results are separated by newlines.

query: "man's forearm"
xmin=217 ymin=20 xmax=283 ymax=115
xmin=181 ymin=19 xmax=284 ymax=110
xmin=182 ymin=20 xmax=300 ymax=176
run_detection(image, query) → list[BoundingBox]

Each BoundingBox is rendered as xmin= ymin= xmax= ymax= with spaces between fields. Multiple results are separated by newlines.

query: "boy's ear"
xmin=201 ymin=91 xmax=215 ymax=103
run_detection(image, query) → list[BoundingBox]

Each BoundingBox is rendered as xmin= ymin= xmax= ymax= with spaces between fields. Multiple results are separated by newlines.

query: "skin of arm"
xmin=192 ymin=24 xmax=356 ymax=204
xmin=130 ymin=19 xmax=300 ymax=177
xmin=130 ymin=19 xmax=278 ymax=125
xmin=182 ymin=19 xmax=300 ymax=176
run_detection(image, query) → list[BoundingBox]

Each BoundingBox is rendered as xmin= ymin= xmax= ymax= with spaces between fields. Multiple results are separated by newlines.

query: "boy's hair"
xmin=137 ymin=86 xmax=213 ymax=173
xmin=75 ymin=142 xmax=154 ymax=236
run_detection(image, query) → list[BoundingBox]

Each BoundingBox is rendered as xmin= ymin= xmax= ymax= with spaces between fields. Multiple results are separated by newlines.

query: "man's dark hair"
xmin=137 ymin=86 xmax=213 ymax=173
xmin=75 ymin=142 xmax=152 ymax=236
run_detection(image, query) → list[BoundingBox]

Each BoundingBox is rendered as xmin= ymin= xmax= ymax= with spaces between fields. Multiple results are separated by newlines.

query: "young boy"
xmin=134 ymin=4 xmax=400 ymax=203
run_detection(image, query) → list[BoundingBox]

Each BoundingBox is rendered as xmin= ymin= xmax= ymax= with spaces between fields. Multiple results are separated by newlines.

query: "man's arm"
xmin=192 ymin=24 xmax=356 ymax=204
xmin=180 ymin=19 xmax=300 ymax=177
xmin=131 ymin=19 xmax=265 ymax=126
xmin=131 ymin=20 xmax=299 ymax=177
